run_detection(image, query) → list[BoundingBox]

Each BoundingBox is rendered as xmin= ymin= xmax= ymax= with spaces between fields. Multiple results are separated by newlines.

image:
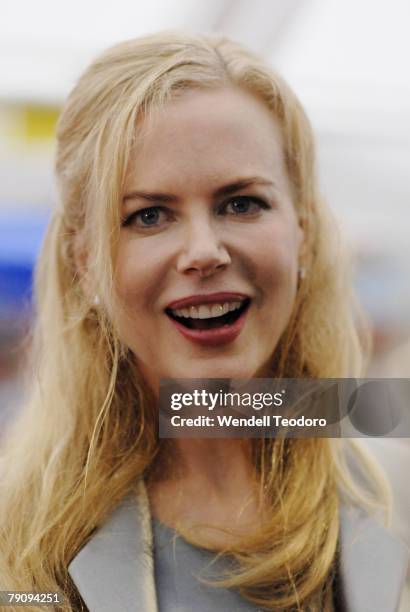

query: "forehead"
xmin=125 ymin=87 xmax=287 ymax=194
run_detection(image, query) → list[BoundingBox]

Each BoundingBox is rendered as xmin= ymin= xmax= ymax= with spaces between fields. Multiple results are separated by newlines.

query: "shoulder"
xmin=338 ymin=504 xmax=408 ymax=612
xmin=68 ymin=492 xmax=157 ymax=612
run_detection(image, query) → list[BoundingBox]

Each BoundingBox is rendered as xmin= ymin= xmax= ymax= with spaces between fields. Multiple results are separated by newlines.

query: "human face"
xmin=115 ymin=87 xmax=303 ymax=388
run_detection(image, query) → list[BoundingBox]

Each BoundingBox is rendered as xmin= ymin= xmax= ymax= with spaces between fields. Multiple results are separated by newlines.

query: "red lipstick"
xmin=166 ymin=297 xmax=251 ymax=347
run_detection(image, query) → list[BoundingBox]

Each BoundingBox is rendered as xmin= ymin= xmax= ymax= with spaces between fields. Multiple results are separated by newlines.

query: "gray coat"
xmin=68 ymin=483 xmax=408 ymax=612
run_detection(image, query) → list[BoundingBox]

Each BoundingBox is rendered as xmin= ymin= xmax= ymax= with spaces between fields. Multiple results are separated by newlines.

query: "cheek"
xmin=113 ymin=255 xmax=158 ymax=361
xmin=253 ymin=221 xmax=300 ymax=285
xmin=113 ymin=256 xmax=157 ymax=352
xmin=115 ymin=255 xmax=144 ymax=308
xmin=114 ymin=240 xmax=165 ymax=310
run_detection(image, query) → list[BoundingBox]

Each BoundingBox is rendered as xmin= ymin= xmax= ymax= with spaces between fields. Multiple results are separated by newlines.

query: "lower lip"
xmin=167 ymin=304 xmax=250 ymax=347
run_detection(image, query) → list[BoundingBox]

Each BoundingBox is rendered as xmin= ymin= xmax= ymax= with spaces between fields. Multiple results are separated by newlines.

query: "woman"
xmin=0 ymin=31 xmax=407 ymax=611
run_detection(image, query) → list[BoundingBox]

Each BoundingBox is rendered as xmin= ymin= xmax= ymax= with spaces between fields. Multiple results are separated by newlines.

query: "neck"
xmin=172 ymin=437 xmax=253 ymax=489
xmin=146 ymin=438 xmax=263 ymax=540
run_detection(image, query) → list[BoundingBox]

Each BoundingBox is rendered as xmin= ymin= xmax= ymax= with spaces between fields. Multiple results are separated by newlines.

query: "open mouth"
xmin=165 ymin=298 xmax=251 ymax=331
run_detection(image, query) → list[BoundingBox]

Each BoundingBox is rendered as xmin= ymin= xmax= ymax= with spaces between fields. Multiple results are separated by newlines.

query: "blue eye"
xmin=122 ymin=206 xmax=167 ymax=228
xmin=221 ymin=196 xmax=270 ymax=215
xmin=138 ymin=208 xmax=161 ymax=225
xmin=122 ymin=196 xmax=271 ymax=230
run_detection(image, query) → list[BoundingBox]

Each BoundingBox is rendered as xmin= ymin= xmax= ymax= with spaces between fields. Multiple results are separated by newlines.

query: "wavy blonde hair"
xmin=0 ymin=31 xmax=381 ymax=611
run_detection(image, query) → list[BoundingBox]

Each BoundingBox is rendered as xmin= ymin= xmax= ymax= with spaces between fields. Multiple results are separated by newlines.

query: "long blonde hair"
xmin=0 ymin=31 xmax=378 ymax=611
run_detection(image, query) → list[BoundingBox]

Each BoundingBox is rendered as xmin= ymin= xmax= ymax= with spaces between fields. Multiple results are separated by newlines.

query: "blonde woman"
xmin=0 ymin=32 xmax=407 ymax=611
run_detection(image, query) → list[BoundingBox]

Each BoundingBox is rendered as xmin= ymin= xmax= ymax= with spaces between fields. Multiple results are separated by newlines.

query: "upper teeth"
xmin=171 ymin=301 xmax=243 ymax=319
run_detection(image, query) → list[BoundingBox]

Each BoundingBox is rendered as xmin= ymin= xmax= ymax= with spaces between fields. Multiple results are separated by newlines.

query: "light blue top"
xmin=153 ymin=519 xmax=261 ymax=611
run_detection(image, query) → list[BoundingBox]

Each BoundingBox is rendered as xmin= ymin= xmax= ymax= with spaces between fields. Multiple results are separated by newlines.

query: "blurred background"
xmin=1 ymin=0 xmax=410 ymax=605
xmin=1 ymin=0 xmax=409 ymax=404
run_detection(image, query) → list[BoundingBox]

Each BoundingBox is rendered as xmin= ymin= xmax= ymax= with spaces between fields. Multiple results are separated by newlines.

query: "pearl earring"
xmin=93 ymin=295 xmax=100 ymax=306
xmin=298 ymin=266 xmax=306 ymax=280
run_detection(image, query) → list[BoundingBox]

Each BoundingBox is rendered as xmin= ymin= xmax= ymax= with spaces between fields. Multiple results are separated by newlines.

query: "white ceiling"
xmin=2 ymin=0 xmax=409 ymax=107
xmin=0 ymin=0 xmax=228 ymax=103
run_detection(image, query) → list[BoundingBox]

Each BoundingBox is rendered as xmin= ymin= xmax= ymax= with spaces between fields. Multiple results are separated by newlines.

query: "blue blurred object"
xmin=0 ymin=262 xmax=33 ymax=313
xmin=0 ymin=211 xmax=49 ymax=318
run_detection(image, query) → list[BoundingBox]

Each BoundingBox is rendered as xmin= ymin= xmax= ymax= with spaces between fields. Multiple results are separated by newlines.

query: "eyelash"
xmin=122 ymin=196 xmax=271 ymax=229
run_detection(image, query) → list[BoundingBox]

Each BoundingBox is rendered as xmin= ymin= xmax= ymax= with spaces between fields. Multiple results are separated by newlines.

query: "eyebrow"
xmin=122 ymin=177 xmax=276 ymax=204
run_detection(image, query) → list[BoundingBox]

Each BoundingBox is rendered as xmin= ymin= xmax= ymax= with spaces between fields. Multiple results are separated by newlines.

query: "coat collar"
xmin=68 ymin=484 xmax=408 ymax=612
xmin=338 ymin=505 xmax=408 ymax=611
xmin=69 ymin=482 xmax=158 ymax=612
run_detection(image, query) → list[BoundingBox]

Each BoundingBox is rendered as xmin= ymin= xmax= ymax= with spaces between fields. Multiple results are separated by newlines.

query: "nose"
xmin=176 ymin=217 xmax=231 ymax=278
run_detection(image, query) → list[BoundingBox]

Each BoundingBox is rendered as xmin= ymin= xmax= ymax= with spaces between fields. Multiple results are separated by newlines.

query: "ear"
xmin=296 ymin=216 xmax=307 ymax=263
xmin=296 ymin=212 xmax=313 ymax=288
xmin=297 ymin=223 xmax=304 ymax=248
